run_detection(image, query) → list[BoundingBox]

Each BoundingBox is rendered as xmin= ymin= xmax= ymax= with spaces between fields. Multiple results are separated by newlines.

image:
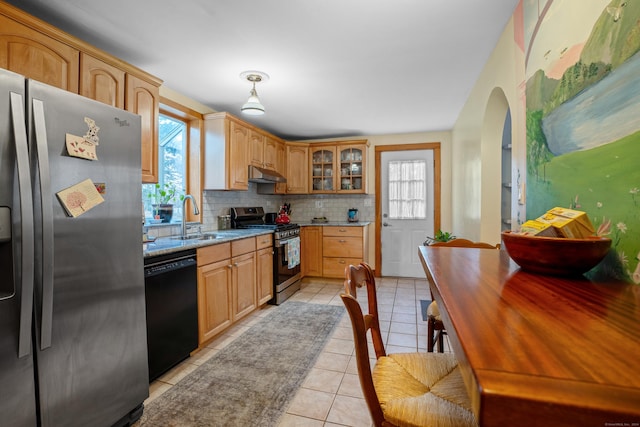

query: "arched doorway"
xmin=480 ymin=87 xmax=512 ymax=243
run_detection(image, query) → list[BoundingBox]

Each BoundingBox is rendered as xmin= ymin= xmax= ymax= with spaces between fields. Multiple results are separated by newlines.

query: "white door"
xmin=380 ymin=150 xmax=434 ymax=277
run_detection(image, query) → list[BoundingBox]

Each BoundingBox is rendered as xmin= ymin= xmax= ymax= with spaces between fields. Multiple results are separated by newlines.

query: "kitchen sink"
xmin=198 ymin=233 xmax=220 ymax=240
xmin=171 ymin=233 xmax=221 ymax=241
xmin=170 ymin=235 xmax=201 ymax=240
xmin=165 ymin=230 xmax=251 ymax=242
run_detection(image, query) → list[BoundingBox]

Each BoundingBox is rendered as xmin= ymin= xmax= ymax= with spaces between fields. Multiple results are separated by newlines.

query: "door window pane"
xmin=388 ymin=160 xmax=427 ymax=219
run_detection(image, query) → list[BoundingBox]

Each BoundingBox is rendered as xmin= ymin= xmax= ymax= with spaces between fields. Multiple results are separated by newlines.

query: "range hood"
xmin=248 ymin=165 xmax=287 ymax=184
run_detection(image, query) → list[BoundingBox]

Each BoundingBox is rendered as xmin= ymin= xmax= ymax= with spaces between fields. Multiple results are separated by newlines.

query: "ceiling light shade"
xmin=240 ymin=71 xmax=269 ymax=115
xmin=241 ymin=85 xmax=265 ymax=115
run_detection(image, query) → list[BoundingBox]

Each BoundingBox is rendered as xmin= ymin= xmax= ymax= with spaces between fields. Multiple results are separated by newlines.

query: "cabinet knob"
xmin=227 ymin=264 xmax=233 ymax=269
xmin=339 ymin=228 xmax=346 ymax=232
xmin=339 ymin=260 xmax=346 ymax=264
xmin=339 ymin=239 xmax=346 ymax=243
xmin=233 ymin=262 xmax=238 ymax=267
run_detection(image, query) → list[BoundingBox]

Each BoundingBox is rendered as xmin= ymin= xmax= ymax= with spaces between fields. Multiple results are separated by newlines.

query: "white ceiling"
xmin=6 ymin=0 xmax=519 ymax=140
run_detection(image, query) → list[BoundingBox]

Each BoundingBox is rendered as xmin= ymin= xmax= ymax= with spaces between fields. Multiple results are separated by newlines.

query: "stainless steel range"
xmin=230 ymin=207 xmax=301 ymax=304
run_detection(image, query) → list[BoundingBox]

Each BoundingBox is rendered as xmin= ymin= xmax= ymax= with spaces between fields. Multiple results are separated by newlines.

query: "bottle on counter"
xmin=218 ymin=215 xmax=231 ymax=230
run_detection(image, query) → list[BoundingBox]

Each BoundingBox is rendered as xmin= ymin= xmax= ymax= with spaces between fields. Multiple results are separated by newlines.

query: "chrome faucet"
xmin=181 ymin=194 xmax=200 ymax=239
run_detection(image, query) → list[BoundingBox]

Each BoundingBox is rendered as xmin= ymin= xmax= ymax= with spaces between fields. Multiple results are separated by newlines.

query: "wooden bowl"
xmin=501 ymin=231 xmax=612 ymax=276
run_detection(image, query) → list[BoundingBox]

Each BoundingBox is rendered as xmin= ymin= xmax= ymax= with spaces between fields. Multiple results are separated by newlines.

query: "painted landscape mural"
xmin=524 ymin=0 xmax=640 ymax=283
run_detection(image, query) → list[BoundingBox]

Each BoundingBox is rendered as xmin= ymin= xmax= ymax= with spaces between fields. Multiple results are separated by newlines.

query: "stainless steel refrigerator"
xmin=0 ymin=68 xmax=149 ymax=426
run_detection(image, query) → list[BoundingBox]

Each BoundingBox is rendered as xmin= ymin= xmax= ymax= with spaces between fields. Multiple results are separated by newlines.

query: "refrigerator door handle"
xmin=10 ymin=92 xmax=35 ymax=358
xmin=32 ymin=99 xmax=54 ymax=350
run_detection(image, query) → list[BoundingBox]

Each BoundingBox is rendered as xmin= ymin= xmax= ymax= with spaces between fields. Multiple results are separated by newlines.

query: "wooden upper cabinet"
xmin=249 ymin=129 xmax=265 ymax=168
xmin=0 ymin=3 xmax=163 ymax=183
xmin=0 ymin=14 xmax=79 ymax=92
xmin=204 ymin=113 xmax=273 ymax=191
xmin=309 ymin=145 xmax=337 ymax=193
xmin=126 ymin=74 xmax=160 ymax=183
xmin=337 ymin=144 xmax=367 ymax=193
xmin=274 ymin=138 xmax=287 ymax=194
xmin=264 ymin=135 xmax=278 ymax=171
xmin=307 ymin=140 xmax=369 ymax=194
xmin=229 ymin=121 xmax=250 ymax=190
xmin=80 ymin=53 xmax=125 ymax=108
xmin=285 ymin=143 xmax=309 ymax=194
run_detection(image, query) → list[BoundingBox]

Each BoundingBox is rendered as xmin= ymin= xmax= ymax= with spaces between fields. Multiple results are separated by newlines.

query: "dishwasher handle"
xmin=144 ymin=255 xmax=197 ymax=278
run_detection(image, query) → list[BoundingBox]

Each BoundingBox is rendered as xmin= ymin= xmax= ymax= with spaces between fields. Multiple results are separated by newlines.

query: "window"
xmin=142 ymin=113 xmax=187 ymax=222
xmin=388 ymin=160 xmax=427 ymax=219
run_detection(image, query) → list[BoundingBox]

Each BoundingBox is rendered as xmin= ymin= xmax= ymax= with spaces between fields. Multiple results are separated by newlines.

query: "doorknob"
xmin=383 ymin=222 xmax=391 ymax=227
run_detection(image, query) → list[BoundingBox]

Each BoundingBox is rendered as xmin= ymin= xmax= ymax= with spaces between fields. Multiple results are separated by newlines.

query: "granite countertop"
xmin=297 ymin=221 xmax=371 ymax=227
xmin=144 ymin=229 xmax=273 ymax=258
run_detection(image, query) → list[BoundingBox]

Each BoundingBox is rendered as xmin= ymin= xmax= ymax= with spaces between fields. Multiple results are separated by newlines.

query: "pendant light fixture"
xmin=240 ymin=70 xmax=269 ymax=115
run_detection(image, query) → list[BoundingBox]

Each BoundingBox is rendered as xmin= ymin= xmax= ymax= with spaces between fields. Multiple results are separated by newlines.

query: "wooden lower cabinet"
xmin=301 ymin=225 xmax=368 ymax=279
xmin=322 ymin=226 xmax=366 ymax=279
xmin=197 ymin=258 xmax=233 ymax=344
xmin=230 ymin=237 xmax=257 ymax=322
xmin=197 ymin=236 xmax=273 ymax=346
xmin=301 ymin=226 xmax=323 ymax=277
xmin=231 ymin=251 xmax=256 ymax=321
xmin=256 ymin=234 xmax=274 ymax=305
xmin=256 ymin=247 xmax=273 ymax=305
xmin=197 ymin=243 xmax=233 ymax=345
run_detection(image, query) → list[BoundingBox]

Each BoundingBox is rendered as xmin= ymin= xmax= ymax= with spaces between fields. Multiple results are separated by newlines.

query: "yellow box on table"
xmin=532 ymin=207 xmax=595 ymax=238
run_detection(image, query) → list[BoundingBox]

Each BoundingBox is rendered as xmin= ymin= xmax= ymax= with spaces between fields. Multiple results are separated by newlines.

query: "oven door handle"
xmin=275 ymin=239 xmax=293 ymax=248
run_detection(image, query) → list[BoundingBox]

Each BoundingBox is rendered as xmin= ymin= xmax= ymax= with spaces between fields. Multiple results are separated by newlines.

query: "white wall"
xmin=160 ymin=86 xmax=216 ymax=113
xmin=451 ymin=12 xmax=525 ymax=245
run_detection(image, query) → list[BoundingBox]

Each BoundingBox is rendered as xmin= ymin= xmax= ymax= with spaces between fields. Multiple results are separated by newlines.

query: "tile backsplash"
xmin=202 ymin=183 xmax=375 ymax=228
xmin=278 ymin=193 xmax=375 ymax=224
xmin=146 ymin=183 xmax=375 ymax=238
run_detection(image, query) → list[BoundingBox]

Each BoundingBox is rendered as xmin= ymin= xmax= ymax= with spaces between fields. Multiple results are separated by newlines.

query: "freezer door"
xmin=27 ymin=79 xmax=148 ymax=427
xmin=0 ymin=70 xmax=38 ymax=426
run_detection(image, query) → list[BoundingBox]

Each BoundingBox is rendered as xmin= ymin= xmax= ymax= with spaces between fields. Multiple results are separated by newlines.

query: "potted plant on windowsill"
xmin=148 ymin=183 xmax=184 ymax=223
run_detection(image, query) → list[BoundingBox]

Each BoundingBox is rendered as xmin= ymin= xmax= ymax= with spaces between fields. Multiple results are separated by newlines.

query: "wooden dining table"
xmin=418 ymin=245 xmax=640 ymax=427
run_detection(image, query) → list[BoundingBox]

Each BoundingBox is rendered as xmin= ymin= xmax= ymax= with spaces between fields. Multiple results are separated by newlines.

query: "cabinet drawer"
xmin=197 ymin=242 xmax=231 ymax=266
xmin=232 ymin=237 xmax=256 ymax=257
xmin=255 ymin=234 xmax=273 ymax=250
xmin=323 ymin=257 xmax=362 ymax=278
xmin=323 ymin=236 xmax=362 ymax=258
xmin=323 ymin=226 xmax=363 ymax=238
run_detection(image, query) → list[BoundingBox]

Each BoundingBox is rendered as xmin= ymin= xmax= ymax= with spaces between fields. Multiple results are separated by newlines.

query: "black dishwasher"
xmin=144 ymin=249 xmax=198 ymax=382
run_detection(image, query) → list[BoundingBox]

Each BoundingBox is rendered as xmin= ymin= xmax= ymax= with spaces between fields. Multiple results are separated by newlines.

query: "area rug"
xmin=138 ymin=301 xmax=345 ymax=427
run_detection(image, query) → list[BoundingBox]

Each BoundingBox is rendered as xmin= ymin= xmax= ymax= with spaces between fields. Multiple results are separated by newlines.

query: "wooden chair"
xmin=427 ymin=239 xmax=500 ymax=352
xmin=341 ymin=263 xmax=477 ymax=427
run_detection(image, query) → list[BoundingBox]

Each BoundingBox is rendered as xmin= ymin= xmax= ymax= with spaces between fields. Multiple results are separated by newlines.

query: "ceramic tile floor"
xmin=144 ymin=276 xmax=452 ymax=427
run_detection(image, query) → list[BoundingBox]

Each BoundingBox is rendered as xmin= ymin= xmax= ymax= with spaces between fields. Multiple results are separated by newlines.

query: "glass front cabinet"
xmin=310 ymin=146 xmax=336 ymax=193
xmin=309 ymin=140 xmax=368 ymax=194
